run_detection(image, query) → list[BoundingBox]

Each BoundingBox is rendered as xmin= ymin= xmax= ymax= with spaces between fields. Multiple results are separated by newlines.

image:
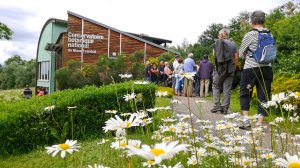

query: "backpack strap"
xmin=252 ymin=28 xmax=270 ymax=34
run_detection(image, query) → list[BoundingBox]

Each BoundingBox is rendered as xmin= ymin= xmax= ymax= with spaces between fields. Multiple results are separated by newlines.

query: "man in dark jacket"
xmin=211 ymin=29 xmax=237 ymax=114
xmin=198 ymin=54 xmax=213 ymax=97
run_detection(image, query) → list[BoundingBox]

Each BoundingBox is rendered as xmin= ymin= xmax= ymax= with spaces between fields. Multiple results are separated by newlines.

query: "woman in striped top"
xmin=239 ymin=10 xmax=273 ymax=129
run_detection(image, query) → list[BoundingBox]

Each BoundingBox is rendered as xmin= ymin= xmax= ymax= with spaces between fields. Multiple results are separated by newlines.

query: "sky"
xmin=0 ymin=0 xmax=289 ymax=64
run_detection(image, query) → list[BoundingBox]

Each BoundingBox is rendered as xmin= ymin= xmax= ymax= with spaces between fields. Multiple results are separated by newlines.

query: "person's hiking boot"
xmin=211 ymin=107 xmax=217 ymax=113
xmin=239 ymin=124 xmax=251 ymax=130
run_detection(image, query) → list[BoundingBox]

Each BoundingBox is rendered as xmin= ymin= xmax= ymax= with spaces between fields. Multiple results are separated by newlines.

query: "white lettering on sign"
xmin=67 ymin=32 xmax=104 ymax=54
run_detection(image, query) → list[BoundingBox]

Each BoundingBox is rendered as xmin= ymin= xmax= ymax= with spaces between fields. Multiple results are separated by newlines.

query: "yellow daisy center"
xmin=169 ymin=127 xmax=176 ymax=132
xmin=288 ymin=162 xmax=300 ymax=168
xmin=243 ymin=160 xmax=251 ymax=165
xmin=150 ymin=148 xmax=166 ymax=156
xmin=147 ymin=160 xmax=155 ymax=165
xmin=120 ymin=141 xmax=127 ymax=147
xmin=266 ymin=154 xmax=272 ymax=159
xmin=58 ymin=143 xmax=70 ymax=150
xmin=126 ymin=121 xmax=131 ymax=128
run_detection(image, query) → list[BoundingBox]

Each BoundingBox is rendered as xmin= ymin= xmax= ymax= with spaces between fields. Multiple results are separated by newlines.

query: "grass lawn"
xmin=0 ymin=97 xmax=173 ymax=168
xmin=0 ymin=87 xmax=35 ymax=101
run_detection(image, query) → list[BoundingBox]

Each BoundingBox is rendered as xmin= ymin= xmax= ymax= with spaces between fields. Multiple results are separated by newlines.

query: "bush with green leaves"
xmin=0 ymin=82 xmax=156 ymax=155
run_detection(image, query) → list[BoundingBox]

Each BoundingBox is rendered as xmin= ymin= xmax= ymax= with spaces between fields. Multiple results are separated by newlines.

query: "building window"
xmin=38 ymin=61 xmax=50 ymax=80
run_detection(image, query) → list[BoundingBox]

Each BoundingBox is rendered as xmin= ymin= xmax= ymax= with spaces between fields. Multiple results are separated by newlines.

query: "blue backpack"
xmin=251 ymin=29 xmax=277 ymax=64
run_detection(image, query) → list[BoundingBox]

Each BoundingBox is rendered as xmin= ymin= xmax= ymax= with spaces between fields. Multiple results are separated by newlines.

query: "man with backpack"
xmin=211 ymin=29 xmax=237 ymax=115
xmin=239 ymin=10 xmax=276 ymax=129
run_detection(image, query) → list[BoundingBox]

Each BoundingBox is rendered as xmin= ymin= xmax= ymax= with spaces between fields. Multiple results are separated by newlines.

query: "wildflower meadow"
xmin=0 ymin=74 xmax=299 ymax=168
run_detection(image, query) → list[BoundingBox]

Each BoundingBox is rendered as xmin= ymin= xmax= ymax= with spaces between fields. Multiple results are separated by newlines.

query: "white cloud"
xmin=0 ymin=0 xmax=289 ymax=64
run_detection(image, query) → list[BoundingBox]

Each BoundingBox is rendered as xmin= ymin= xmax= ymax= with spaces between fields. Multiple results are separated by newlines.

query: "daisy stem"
xmin=64 ymin=157 xmax=67 ymax=168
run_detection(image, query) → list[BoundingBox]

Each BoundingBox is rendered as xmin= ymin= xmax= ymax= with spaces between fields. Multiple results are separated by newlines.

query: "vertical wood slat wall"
xmin=63 ymin=14 xmax=169 ymax=67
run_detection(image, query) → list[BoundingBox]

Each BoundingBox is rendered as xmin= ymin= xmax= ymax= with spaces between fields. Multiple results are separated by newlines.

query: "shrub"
xmin=0 ymin=82 xmax=156 ymax=155
xmin=272 ymin=72 xmax=300 ymax=93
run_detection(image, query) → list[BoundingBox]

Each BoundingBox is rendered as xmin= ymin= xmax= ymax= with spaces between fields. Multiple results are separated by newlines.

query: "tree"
xmin=4 ymin=55 xmax=24 ymax=65
xmin=227 ymin=11 xmax=251 ymax=47
xmin=0 ymin=22 xmax=13 ymax=40
xmin=197 ymin=23 xmax=225 ymax=47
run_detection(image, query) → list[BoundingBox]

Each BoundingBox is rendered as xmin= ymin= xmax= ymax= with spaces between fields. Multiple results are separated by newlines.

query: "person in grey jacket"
xmin=239 ymin=10 xmax=273 ymax=129
xmin=211 ymin=29 xmax=237 ymax=114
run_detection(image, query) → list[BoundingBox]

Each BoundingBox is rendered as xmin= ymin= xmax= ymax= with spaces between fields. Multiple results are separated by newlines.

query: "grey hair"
xmin=188 ymin=53 xmax=194 ymax=58
xmin=219 ymin=29 xmax=230 ymax=39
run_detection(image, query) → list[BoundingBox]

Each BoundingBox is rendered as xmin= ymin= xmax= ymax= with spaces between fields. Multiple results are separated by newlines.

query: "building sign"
xmin=67 ymin=32 xmax=104 ymax=54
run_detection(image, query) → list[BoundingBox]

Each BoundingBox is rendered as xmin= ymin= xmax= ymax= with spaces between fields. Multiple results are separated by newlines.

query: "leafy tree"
xmin=0 ymin=22 xmax=13 ymax=40
xmin=228 ymin=11 xmax=251 ymax=47
xmin=197 ymin=23 xmax=225 ymax=47
xmin=4 ymin=55 xmax=24 ymax=65
xmin=0 ymin=56 xmax=35 ymax=89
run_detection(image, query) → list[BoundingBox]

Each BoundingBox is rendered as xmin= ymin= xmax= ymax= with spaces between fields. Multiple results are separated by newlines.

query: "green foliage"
xmin=0 ymin=56 xmax=35 ymax=89
xmin=198 ymin=23 xmax=225 ymax=47
xmin=0 ymin=22 xmax=13 ymax=40
xmin=0 ymin=82 xmax=156 ymax=155
xmin=128 ymin=51 xmax=145 ymax=80
xmin=272 ymin=72 xmax=300 ymax=93
xmin=157 ymin=52 xmax=174 ymax=63
xmin=56 ymin=61 xmax=101 ymax=90
xmin=96 ymin=54 xmax=126 ymax=84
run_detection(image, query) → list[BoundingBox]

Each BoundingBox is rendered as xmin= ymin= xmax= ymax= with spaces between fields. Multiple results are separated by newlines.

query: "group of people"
xmin=145 ymin=10 xmax=273 ymax=128
xmin=22 ymin=86 xmax=48 ymax=98
xmin=145 ymin=53 xmax=213 ymax=98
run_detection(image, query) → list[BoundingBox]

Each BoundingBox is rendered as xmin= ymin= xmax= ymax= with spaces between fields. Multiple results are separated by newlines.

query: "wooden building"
xmin=36 ymin=11 xmax=178 ymax=93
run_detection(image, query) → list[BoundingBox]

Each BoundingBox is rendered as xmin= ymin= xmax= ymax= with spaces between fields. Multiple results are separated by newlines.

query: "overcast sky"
xmin=0 ymin=0 xmax=289 ymax=64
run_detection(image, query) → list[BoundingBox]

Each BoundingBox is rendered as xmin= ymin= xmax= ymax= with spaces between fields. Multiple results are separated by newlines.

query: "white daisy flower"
xmin=272 ymin=92 xmax=289 ymax=103
xmin=126 ymin=141 xmax=190 ymax=164
xmin=118 ymin=73 xmax=132 ymax=79
xmin=67 ymin=106 xmax=77 ymax=110
xmin=261 ymin=152 xmax=276 ymax=160
xmin=44 ymin=105 xmax=55 ymax=111
xmin=187 ymin=155 xmax=200 ymax=166
xmin=105 ymin=110 xmax=118 ymax=114
xmin=97 ymin=138 xmax=109 ymax=145
xmin=195 ymin=100 xmax=206 ymax=104
xmin=103 ymin=115 xmax=141 ymax=137
xmin=160 ymin=162 xmax=183 ymax=168
xmin=88 ymin=164 xmax=110 ymax=168
xmin=146 ymin=108 xmax=158 ymax=113
xmin=123 ymin=92 xmax=136 ymax=101
xmin=170 ymin=99 xmax=182 ymax=104
xmin=275 ymin=152 xmax=300 ymax=167
xmin=134 ymin=81 xmax=150 ymax=84
xmin=45 ymin=140 xmax=80 ymax=158
xmin=275 ymin=117 xmax=285 ymax=123
xmin=161 ymin=117 xmax=177 ymax=123
xmin=156 ymin=91 xmax=168 ymax=97
xmin=283 ymin=104 xmax=296 ymax=111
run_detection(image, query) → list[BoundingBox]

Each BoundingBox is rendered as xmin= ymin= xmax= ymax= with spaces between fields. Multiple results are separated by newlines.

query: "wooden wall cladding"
xmin=63 ymin=14 xmax=170 ymax=67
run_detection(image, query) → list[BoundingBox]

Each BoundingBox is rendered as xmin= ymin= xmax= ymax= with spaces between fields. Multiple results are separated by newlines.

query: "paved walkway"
xmin=172 ymin=96 xmax=271 ymax=148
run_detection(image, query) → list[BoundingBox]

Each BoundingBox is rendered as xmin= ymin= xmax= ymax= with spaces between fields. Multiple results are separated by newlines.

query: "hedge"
xmin=0 ymin=82 xmax=156 ymax=155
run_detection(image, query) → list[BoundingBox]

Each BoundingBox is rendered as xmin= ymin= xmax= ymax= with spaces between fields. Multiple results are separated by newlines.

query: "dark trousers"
xmin=240 ymin=66 xmax=273 ymax=116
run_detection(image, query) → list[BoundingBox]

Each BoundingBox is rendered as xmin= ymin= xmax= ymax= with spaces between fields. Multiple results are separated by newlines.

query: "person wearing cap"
xmin=211 ymin=29 xmax=237 ymax=115
xmin=239 ymin=10 xmax=273 ymax=129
